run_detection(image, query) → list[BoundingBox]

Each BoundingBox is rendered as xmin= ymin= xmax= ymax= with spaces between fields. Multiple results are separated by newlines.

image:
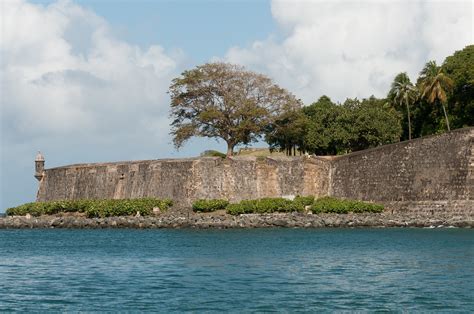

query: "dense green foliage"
xmin=293 ymin=195 xmax=315 ymax=207
xmin=311 ymin=197 xmax=384 ymax=214
xmin=443 ymin=45 xmax=474 ymax=129
xmin=299 ymin=96 xmax=401 ymax=155
xmin=265 ymin=108 xmax=307 ymax=156
xmin=264 ymin=46 xmax=473 ymax=155
xmin=6 ymin=200 xmax=92 ymax=216
xmin=192 ymin=199 xmax=229 ymax=212
xmin=266 ymin=95 xmax=402 ymax=155
xmin=226 ymin=198 xmax=303 ymax=215
xmin=6 ymin=198 xmax=173 ymax=218
xmin=392 ymin=45 xmax=473 ymax=140
xmin=300 ymin=96 xmax=346 ymax=155
xmin=226 ymin=196 xmax=383 ymax=215
xmin=344 ymin=98 xmax=402 ymax=152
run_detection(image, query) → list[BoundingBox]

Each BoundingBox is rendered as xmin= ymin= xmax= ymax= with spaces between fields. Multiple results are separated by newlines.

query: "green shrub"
xmin=192 ymin=199 xmax=229 ymax=212
xmin=5 ymin=198 xmax=173 ymax=218
xmin=226 ymin=197 xmax=304 ymax=215
xmin=311 ymin=197 xmax=383 ymax=214
xmin=226 ymin=196 xmax=383 ymax=215
xmin=5 ymin=200 xmax=93 ymax=216
xmin=294 ymin=195 xmax=315 ymax=207
xmin=226 ymin=203 xmax=250 ymax=215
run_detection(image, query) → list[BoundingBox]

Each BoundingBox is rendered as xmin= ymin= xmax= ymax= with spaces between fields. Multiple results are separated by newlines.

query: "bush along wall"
xmin=226 ymin=197 xmax=305 ymax=215
xmin=226 ymin=196 xmax=384 ymax=215
xmin=6 ymin=198 xmax=173 ymax=218
xmin=192 ymin=199 xmax=229 ymax=212
xmin=293 ymin=195 xmax=315 ymax=207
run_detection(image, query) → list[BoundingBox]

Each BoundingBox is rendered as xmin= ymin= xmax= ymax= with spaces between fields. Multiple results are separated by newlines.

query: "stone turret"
xmin=35 ymin=151 xmax=45 ymax=181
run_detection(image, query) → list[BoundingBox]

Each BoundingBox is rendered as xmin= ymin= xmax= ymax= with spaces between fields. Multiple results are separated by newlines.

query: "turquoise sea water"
xmin=0 ymin=228 xmax=473 ymax=311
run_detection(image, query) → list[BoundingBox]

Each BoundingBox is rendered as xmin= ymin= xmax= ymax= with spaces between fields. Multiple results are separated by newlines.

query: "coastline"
xmin=0 ymin=211 xmax=473 ymax=229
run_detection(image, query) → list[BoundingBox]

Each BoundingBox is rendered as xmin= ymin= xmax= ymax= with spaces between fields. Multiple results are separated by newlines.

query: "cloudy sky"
xmin=1 ymin=0 xmax=472 ymax=210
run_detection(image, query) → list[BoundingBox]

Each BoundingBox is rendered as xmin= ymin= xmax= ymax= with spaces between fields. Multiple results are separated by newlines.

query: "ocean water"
xmin=0 ymin=228 xmax=473 ymax=312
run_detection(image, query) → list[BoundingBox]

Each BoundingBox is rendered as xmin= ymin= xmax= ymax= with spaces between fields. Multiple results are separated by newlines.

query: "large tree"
xmin=169 ymin=63 xmax=300 ymax=156
xmin=388 ymin=72 xmax=418 ymax=140
xmin=301 ymin=96 xmax=401 ymax=155
xmin=264 ymin=107 xmax=307 ymax=156
xmin=344 ymin=96 xmax=401 ymax=151
xmin=418 ymin=61 xmax=454 ymax=131
xmin=302 ymin=96 xmax=346 ymax=155
xmin=443 ymin=45 xmax=474 ymax=128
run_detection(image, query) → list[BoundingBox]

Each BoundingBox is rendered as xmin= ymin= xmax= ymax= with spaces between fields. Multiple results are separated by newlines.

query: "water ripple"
xmin=0 ymin=228 xmax=473 ymax=311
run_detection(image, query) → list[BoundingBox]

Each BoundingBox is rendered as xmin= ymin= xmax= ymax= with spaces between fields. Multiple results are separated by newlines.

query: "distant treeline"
xmin=265 ymin=45 xmax=473 ymax=155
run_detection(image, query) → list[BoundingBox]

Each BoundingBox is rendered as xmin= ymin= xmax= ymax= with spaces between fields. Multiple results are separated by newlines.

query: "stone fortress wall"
xmin=35 ymin=127 xmax=473 ymax=212
xmin=330 ymin=127 xmax=473 ymax=213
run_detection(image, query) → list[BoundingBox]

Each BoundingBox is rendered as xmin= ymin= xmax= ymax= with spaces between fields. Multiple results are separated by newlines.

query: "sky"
xmin=1 ymin=0 xmax=473 ymax=210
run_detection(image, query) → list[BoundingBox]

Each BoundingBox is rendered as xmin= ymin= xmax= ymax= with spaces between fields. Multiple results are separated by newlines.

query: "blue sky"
xmin=1 ymin=0 xmax=472 ymax=210
xmin=83 ymin=0 xmax=277 ymax=63
xmin=34 ymin=0 xmax=278 ymax=63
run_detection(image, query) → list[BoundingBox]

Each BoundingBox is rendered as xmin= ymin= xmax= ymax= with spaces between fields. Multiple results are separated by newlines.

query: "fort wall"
xmin=36 ymin=156 xmax=331 ymax=205
xmin=36 ymin=127 xmax=473 ymax=212
xmin=330 ymin=127 xmax=473 ymax=213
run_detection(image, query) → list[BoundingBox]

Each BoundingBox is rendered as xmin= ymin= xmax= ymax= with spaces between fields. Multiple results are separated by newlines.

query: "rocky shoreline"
xmin=0 ymin=211 xmax=473 ymax=229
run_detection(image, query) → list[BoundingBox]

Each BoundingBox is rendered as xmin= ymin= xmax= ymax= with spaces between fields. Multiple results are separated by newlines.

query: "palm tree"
xmin=418 ymin=61 xmax=454 ymax=131
xmin=389 ymin=72 xmax=418 ymax=140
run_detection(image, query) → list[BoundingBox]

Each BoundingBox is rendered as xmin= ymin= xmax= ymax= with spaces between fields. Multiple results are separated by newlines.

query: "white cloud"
xmin=0 ymin=0 xmax=185 ymax=208
xmin=1 ymin=0 xmax=180 ymax=139
xmin=224 ymin=0 xmax=473 ymax=103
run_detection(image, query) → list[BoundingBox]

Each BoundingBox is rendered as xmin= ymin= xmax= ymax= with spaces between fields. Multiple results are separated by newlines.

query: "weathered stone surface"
xmin=37 ymin=156 xmax=331 ymax=205
xmin=330 ymin=128 xmax=473 ymax=207
xmin=35 ymin=128 xmax=473 ymax=213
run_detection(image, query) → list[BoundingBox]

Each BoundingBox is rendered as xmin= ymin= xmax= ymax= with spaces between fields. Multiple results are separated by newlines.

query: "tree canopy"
xmin=169 ymin=62 xmax=301 ymax=156
xmin=167 ymin=46 xmax=472 ymax=157
xmin=443 ymin=45 xmax=474 ymax=129
xmin=265 ymin=95 xmax=401 ymax=156
xmin=264 ymin=106 xmax=307 ymax=156
xmin=388 ymin=72 xmax=418 ymax=140
xmin=386 ymin=45 xmax=472 ymax=140
xmin=302 ymin=96 xmax=347 ymax=155
xmin=418 ymin=60 xmax=454 ymax=131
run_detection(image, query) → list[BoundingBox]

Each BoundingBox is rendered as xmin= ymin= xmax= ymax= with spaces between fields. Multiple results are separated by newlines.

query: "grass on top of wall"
xmin=5 ymin=198 xmax=173 ymax=218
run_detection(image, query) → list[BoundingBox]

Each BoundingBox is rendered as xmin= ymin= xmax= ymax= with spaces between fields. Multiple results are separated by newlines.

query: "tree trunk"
xmin=406 ymin=98 xmax=412 ymax=140
xmin=441 ymin=102 xmax=451 ymax=131
xmin=226 ymin=142 xmax=234 ymax=157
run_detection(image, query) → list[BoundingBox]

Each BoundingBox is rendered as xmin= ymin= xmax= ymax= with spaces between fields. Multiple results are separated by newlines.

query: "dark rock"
xmin=0 ymin=210 xmax=473 ymax=229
